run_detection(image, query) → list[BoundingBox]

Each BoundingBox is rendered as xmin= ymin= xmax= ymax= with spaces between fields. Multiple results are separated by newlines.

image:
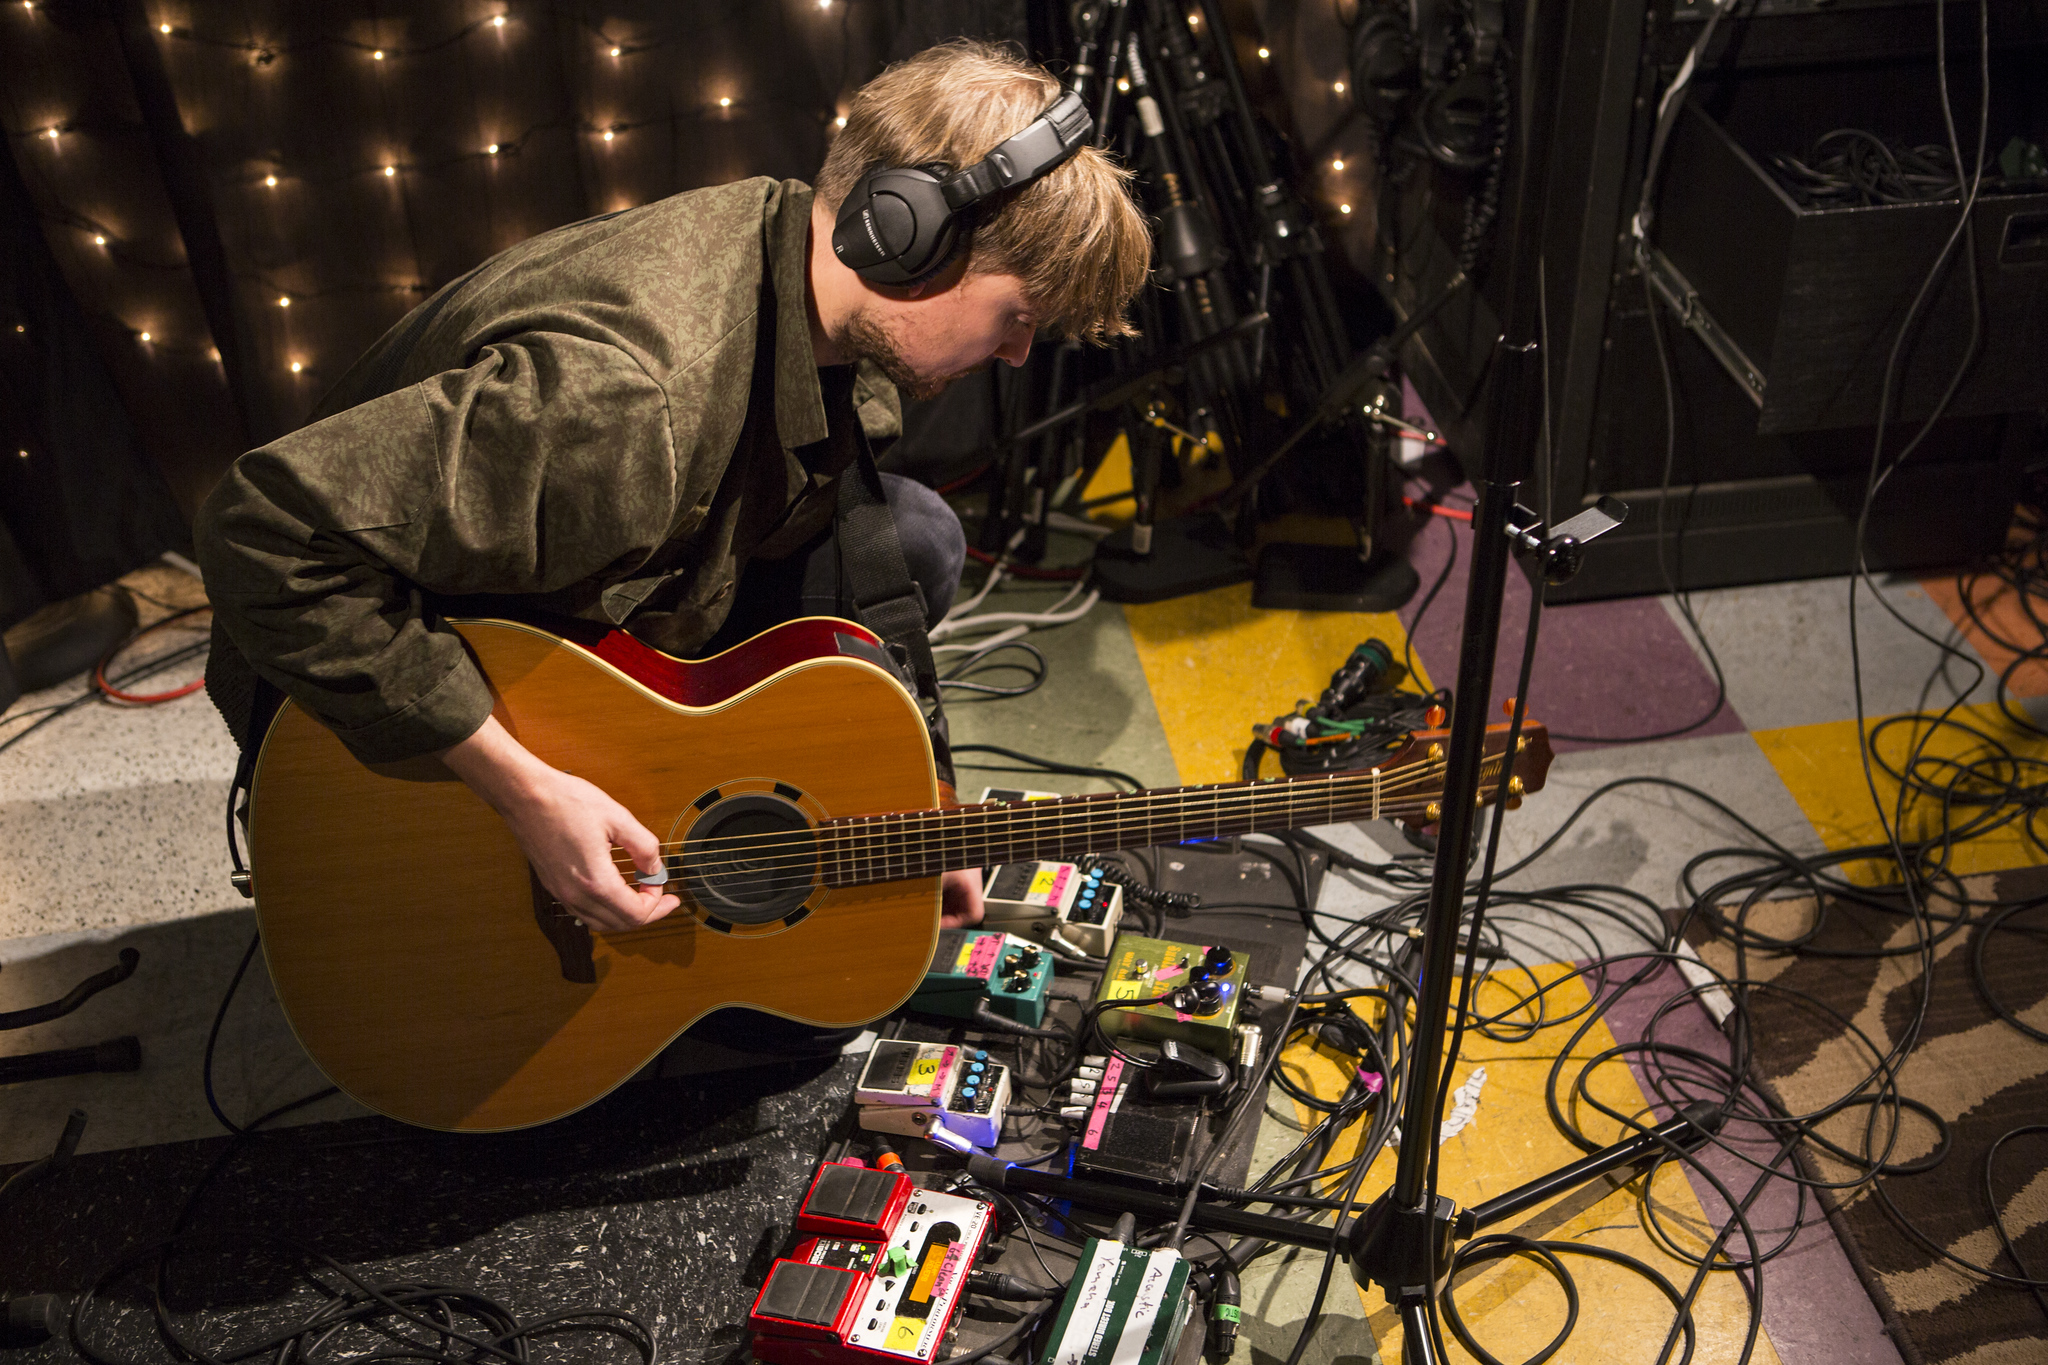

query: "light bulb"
xmin=1258 ymin=47 xmax=1270 ymax=59
xmin=1332 ymin=158 xmax=1344 ymax=170
xmin=139 ymin=331 xmax=151 ymax=342
xmin=610 ymin=45 xmax=620 ymax=56
xmin=373 ymin=49 xmax=384 ymax=59
xmin=16 ymin=450 xmax=26 ymax=459
xmin=602 ymin=129 xmax=613 ymax=141
xmin=383 ymin=164 xmax=395 ymax=176
xmin=1187 ymin=11 xmax=1198 ymax=24
xmin=486 ymin=143 xmax=499 ymax=154
xmin=45 ymin=128 xmax=58 ymax=140
xmin=719 ymin=97 xmax=731 ymax=107
xmin=1117 ymin=77 xmax=1129 ymax=92
xmin=12 ymin=324 xmax=22 ymax=332
xmin=278 ymin=296 xmax=290 ymax=307
xmin=290 ymin=361 xmax=303 ymax=373
xmin=1339 ymin=203 xmax=1351 ymax=214
xmin=835 ymin=114 xmax=846 ymax=128
xmin=492 ymin=13 xmax=504 ymax=26
xmin=1333 ymin=81 xmax=1345 ymax=93
xmin=265 ymin=173 xmax=278 ymax=187
xmin=159 ymin=22 xmax=169 ymax=33
xmin=93 ymin=234 xmax=106 ymax=245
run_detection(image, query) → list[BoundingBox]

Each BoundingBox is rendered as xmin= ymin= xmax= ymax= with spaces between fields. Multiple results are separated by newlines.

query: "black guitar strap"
xmin=834 ymin=424 xmax=954 ymax=784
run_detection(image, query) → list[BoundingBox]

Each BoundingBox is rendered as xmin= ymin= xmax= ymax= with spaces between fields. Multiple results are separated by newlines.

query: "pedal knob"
xmin=1201 ymin=945 xmax=1235 ymax=977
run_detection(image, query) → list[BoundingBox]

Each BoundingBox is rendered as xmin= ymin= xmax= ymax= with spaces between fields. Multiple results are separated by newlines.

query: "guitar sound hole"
xmin=681 ymin=794 xmax=817 ymax=926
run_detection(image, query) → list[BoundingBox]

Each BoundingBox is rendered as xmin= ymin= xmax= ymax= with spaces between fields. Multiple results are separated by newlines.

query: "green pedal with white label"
xmin=1035 ymin=1238 xmax=1192 ymax=1365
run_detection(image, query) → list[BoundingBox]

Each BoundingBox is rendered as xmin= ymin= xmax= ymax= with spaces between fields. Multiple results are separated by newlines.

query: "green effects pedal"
xmin=909 ymin=930 xmax=1053 ymax=1028
xmin=1091 ymin=934 xmax=1245 ymax=1054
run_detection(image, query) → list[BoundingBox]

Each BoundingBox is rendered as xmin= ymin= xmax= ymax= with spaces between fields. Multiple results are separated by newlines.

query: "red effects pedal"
xmin=749 ymin=1161 xmax=995 ymax=1365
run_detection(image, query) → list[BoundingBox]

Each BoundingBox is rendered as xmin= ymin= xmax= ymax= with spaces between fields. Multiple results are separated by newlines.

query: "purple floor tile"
xmin=1396 ymin=495 xmax=1745 ymax=752
xmin=1595 ymin=961 xmax=1905 ymax=1365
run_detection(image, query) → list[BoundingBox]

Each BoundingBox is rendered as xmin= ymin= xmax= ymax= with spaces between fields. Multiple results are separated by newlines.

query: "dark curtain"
xmin=0 ymin=0 xmax=1036 ymax=624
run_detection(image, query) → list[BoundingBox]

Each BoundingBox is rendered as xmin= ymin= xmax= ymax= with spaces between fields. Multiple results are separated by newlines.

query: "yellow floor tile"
xmin=1123 ymin=583 xmax=1430 ymax=785
xmin=1753 ymin=700 xmax=2048 ymax=885
xmin=1277 ymin=966 xmax=1778 ymax=1365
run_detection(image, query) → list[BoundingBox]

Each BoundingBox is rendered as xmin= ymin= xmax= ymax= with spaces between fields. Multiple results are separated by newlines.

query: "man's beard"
xmin=836 ymin=307 xmax=971 ymax=402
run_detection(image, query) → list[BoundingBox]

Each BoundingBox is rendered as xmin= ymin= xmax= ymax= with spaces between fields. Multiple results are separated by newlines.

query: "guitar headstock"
xmin=1374 ymin=720 xmax=1554 ymax=829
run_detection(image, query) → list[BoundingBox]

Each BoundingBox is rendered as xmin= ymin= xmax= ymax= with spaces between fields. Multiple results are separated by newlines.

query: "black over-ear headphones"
xmin=830 ymin=89 xmax=1094 ymax=287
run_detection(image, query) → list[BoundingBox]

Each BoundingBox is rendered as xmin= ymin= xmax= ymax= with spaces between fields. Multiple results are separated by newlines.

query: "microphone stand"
xmin=962 ymin=3 xmax=1718 ymax=1360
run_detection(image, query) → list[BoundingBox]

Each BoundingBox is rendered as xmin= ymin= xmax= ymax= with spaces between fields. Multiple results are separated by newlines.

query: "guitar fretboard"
xmin=812 ymin=759 xmax=1496 ymax=888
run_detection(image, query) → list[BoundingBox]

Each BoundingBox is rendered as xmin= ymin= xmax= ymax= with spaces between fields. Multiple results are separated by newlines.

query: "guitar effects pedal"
xmin=978 ymin=860 xmax=1125 ymax=958
xmin=854 ymin=1039 xmax=1011 ymax=1149
xmin=1092 ymin=935 xmax=1246 ymax=1055
xmin=749 ymin=1161 xmax=994 ymax=1365
xmin=907 ymin=930 xmax=1052 ymax=1028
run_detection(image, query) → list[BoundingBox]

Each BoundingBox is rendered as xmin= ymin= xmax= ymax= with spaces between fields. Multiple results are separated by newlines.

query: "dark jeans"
xmin=697 ymin=473 xmax=966 ymax=654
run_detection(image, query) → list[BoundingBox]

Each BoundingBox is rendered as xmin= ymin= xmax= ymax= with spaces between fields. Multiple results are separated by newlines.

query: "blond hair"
xmin=816 ymin=41 xmax=1151 ymax=344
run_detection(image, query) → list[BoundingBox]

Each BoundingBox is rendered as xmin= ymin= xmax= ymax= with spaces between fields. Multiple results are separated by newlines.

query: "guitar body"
xmin=247 ymin=616 xmax=941 ymax=1132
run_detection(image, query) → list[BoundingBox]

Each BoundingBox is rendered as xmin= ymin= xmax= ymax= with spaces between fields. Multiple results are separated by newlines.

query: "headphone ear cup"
xmin=831 ymin=165 xmax=959 ymax=286
xmin=1348 ymin=11 xmax=1419 ymax=127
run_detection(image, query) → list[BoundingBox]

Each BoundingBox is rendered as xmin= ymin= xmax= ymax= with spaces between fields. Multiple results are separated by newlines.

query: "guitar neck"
xmin=816 ymin=757 xmax=1497 ymax=889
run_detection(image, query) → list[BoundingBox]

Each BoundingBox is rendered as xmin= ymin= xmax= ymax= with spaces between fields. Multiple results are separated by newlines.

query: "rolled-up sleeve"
xmin=195 ymin=331 xmax=678 ymax=763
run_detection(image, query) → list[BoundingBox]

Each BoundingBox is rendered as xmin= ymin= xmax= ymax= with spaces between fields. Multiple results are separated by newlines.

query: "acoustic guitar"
xmin=244 ymin=615 xmax=1553 ymax=1131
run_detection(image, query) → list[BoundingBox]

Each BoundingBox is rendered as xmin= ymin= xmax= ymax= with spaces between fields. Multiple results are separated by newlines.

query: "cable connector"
xmin=965 ymin=1269 xmax=1056 ymax=1302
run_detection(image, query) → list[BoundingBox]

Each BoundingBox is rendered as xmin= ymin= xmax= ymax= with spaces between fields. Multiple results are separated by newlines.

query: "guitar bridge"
xmin=529 ymin=865 xmax=596 ymax=984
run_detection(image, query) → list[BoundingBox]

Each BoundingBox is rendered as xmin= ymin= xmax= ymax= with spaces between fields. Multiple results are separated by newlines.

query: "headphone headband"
xmin=832 ymin=90 xmax=1094 ymax=286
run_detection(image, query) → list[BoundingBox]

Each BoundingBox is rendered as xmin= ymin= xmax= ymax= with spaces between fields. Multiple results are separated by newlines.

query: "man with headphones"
xmin=195 ymin=42 xmax=1151 ymax=939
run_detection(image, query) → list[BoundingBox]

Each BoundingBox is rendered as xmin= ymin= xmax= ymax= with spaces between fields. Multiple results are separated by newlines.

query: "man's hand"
xmin=941 ymin=867 xmax=984 ymax=928
xmin=440 ymin=714 xmax=680 ymax=933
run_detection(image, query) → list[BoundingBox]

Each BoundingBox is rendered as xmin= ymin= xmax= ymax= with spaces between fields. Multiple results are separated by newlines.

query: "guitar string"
xmin=600 ymin=747 xmax=1504 ymax=864
xmin=588 ymin=754 xmax=1520 ymax=900
xmin=597 ymin=754 xmax=1495 ymax=880
xmin=598 ymin=754 xmax=1515 ymax=887
xmin=545 ymin=792 xmax=1470 ymax=917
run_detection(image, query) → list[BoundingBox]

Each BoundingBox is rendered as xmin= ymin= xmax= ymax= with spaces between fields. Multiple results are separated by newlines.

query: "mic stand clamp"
xmin=1505 ymin=496 xmax=1629 ymax=587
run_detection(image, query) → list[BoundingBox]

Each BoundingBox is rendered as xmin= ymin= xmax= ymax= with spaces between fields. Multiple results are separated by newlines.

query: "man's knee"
xmin=880 ymin=474 xmax=966 ymax=623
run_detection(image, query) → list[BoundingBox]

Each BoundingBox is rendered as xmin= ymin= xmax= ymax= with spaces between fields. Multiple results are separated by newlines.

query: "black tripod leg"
xmin=1398 ymin=1297 xmax=1442 ymax=1365
xmin=1464 ymin=1101 xmax=1724 ymax=1235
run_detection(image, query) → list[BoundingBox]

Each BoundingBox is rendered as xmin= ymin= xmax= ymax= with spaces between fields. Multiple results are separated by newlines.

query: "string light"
xmin=158 ymin=22 xmax=169 ymax=33
xmin=383 ymin=164 xmax=396 ymax=176
xmin=1258 ymin=46 xmax=1270 ymax=59
xmin=138 ymin=331 xmax=151 ymax=342
xmin=486 ymin=143 xmax=499 ymax=154
xmin=835 ymin=114 xmax=847 ymax=128
xmin=289 ymin=361 xmax=303 ymax=373
xmin=265 ymin=173 xmax=278 ymax=187
xmin=16 ymin=450 xmax=26 ymax=460
xmin=1339 ymin=203 xmax=1351 ymax=214
xmin=1333 ymin=80 xmax=1346 ymax=93
xmin=372 ymin=49 xmax=384 ymax=60
xmin=93 ymin=234 xmax=106 ymax=245
xmin=719 ymin=97 xmax=731 ymax=108
xmin=492 ymin=14 xmax=505 ymax=26
xmin=277 ymin=295 xmax=290 ymax=307
xmin=601 ymin=128 xmax=614 ymax=141
xmin=610 ymin=45 xmax=620 ymax=56
xmin=1332 ymin=158 xmax=1344 ymax=170
xmin=1117 ymin=77 xmax=1129 ymax=92
xmin=1187 ymin=11 xmax=1199 ymax=25
xmin=45 ymin=127 xmax=59 ymax=140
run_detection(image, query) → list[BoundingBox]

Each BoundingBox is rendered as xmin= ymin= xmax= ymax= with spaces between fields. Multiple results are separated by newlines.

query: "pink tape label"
xmin=1081 ymin=1056 xmax=1126 ymax=1150
xmin=965 ymin=934 xmax=1005 ymax=979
